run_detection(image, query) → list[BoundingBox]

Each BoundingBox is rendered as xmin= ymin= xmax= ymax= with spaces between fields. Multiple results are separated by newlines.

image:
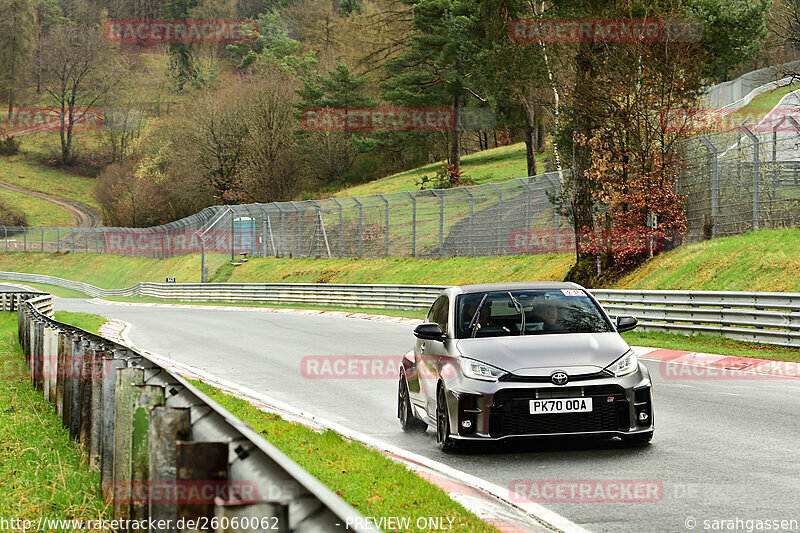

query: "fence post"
xmin=403 ymin=192 xmax=416 ymax=258
xmin=331 ymin=198 xmax=343 ymax=258
xmin=459 ymin=187 xmax=473 ymax=256
xmin=274 ymin=204 xmax=286 ymax=257
xmin=431 ymin=190 xmax=444 ymax=258
xmin=515 ymin=178 xmax=532 ymax=229
xmin=57 ymin=227 xmax=60 ymax=252
xmin=352 ymin=197 xmax=363 ymax=259
xmin=699 ymin=136 xmax=719 ymax=238
xmin=489 ymin=183 xmax=503 ymax=255
xmin=740 ymin=126 xmax=759 ymax=231
xmin=290 ymin=201 xmax=302 ymax=257
xmin=377 ymin=193 xmax=389 ymax=257
xmin=41 ymin=227 xmax=44 ymax=252
xmin=3 ymin=226 xmax=7 ymax=251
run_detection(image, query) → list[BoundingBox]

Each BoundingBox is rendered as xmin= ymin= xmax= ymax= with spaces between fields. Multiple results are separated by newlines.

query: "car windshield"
xmin=455 ymin=289 xmax=613 ymax=338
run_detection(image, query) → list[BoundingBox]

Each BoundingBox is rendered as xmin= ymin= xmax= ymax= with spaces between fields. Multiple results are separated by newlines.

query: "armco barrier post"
xmin=130 ymin=384 xmax=165 ymax=521
xmin=68 ymin=333 xmax=85 ymax=441
xmin=176 ymin=442 xmax=229 ymax=528
xmin=79 ymin=339 xmax=95 ymax=448
xmin=90 ymin=346 xmax=112 ymax=471
xmin=102 ymin=356 xmax=127 ymax=499
xmin=56 ymin=330 xmax=68 ymax=416
xmin=149 ymin=406 xmax=191 ymax=531
xmin=113 ymin=366 xmax=145 ymax=523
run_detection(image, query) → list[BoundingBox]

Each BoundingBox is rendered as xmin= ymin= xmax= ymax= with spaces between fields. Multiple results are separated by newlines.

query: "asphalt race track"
xmin=51 ymin=297 xmax=800 ymax=533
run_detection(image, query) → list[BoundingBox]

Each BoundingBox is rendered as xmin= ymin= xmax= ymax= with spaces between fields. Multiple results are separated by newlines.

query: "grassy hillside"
xmin=615 ymin=229 xmax=800 ymax=292
xmin=0 ymin=187 xmax=72 ymax=226
xmin=0 ymin=157 xmax=100 ymax=209
xmin=333 ymin=143 xmax=548 ymax=197
xmin=1 ymin=229 xmax=799 ymax=291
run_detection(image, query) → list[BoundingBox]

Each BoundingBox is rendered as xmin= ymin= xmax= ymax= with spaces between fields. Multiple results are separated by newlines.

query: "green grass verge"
xmin=0 ymin=252 xmax=232 ymax=289
xmin=226 ymin=255 xmax=573 ymax=285
xmin=52 ymin=311 xmax=106 ymax=335
xmin=2 ymin=229 xmax=800 ymax=291
xmin=615 ymin=229 xmax=800 ymax=292
xmin=334 ymin=143 xmax=546 ymax=197
xmin=189 ymin=379 xmax=499 ymax=533
xmin=0 ymin=186 xmax=73 ymax=226
xmin=0 ymin=312 xmax=109 ymax=521
xmin=732 ymin=83 xmax=800 ymax=120
xmin=0 ymin=156 xmax=100 ymax=209
xmin=623 ymin=330 xmax=800 ymax=362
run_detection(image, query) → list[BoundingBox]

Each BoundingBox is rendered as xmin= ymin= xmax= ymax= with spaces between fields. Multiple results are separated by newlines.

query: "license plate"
xmin=529 ymin=398 xmax=593 ymax=414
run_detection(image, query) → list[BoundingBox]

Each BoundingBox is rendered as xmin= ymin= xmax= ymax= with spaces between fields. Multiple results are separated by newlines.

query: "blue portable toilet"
xmin=233 ymin=216 xmax=257 ymax=256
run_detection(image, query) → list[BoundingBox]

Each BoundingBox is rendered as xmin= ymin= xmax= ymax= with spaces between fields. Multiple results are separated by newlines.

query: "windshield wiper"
xmin=507 ymin=292 xmax=525 ymax=335
xmin=468 ymin=294 xmax=488 ymax=338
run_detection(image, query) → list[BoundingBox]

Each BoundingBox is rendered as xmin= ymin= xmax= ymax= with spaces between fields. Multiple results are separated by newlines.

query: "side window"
xmin=427 ymin=296 xmax=449 ymax=334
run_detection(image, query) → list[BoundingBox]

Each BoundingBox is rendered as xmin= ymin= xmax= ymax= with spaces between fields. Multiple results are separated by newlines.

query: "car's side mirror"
xmin=616 ymin=316 xmax=638 ymax=333
xmin=414 ymin=323 xmax=446 ymax=341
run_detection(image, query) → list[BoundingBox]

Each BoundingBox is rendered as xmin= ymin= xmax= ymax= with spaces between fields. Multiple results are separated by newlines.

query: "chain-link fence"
xmin=703 ymin=60 xmax=800 ymax=110
xmin=679 ymin=119 xmax=800 ymax=241
xmin=6 ymin=116 xmax=800 ymax=260
xmin=1 ymin=170 xmax=574 ymax=259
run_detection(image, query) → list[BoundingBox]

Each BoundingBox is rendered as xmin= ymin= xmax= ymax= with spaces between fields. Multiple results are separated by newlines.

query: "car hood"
xmin=455 ymin=332 xmax=630 ymax=376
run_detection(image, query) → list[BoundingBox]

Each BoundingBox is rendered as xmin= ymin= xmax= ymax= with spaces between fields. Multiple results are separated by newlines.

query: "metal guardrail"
xmin=11 ymin=291 xmax=378 ymax=533
xmin=0 ymin=290 xmax=48 ymax=312
xmin=3 ymin=271 xmax=799 ymax=347
xmin=592 ymin=289 xmax=800 ymax=347
xmin=0 ymin=271 xmax=446 ymax=309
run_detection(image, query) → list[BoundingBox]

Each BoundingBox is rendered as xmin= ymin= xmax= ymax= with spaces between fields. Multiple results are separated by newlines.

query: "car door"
xmin=416 ymin=295 xmax=450 ymax=418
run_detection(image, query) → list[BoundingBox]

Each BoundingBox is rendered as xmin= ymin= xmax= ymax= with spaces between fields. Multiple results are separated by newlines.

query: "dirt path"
xmin=0 ymin=180 xmax=102 ymax=227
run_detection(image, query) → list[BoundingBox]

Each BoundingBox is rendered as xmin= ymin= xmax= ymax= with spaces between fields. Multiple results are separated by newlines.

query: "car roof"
xmin=448 ymin=281 xmax=583 ymax=295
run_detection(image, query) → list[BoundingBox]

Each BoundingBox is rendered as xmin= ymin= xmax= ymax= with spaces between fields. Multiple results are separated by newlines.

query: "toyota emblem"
xmin=551 ymin=371 xmax=569 ymax=385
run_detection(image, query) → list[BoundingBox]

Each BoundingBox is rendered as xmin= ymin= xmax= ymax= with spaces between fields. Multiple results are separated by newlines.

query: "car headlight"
xmin=459 ymin=358 xmax=506 ymax=382
xmin=606 ymin=350 xmax=639 ymax=377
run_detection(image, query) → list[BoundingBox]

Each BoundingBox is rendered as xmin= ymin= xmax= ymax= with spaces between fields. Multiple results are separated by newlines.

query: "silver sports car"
xmin=398 ymin=282 xmax=654 ymax=451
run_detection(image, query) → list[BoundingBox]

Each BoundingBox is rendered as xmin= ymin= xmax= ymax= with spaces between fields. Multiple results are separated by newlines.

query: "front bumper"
xmin=440 ymin=364 xmax=654 ymax=442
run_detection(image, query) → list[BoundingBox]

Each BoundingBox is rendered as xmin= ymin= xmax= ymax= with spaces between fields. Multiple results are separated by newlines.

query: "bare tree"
xmin=39 ymin=21 xmax=122 ymax=164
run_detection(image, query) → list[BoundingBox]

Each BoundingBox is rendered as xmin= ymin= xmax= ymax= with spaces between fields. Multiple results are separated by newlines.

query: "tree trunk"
xmin=571 ymin=39 xmax=597 ymax=263
xmin=522 ymin=99 xmax=537 ymax=176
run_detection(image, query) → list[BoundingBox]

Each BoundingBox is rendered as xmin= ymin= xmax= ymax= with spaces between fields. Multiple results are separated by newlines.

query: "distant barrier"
xmin=3 ymin=272 xmax=799 ymax=347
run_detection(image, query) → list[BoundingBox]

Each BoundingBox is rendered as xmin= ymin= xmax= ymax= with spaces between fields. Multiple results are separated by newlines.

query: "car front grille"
xmin=489 ymin=386 xmax=630 ymax=437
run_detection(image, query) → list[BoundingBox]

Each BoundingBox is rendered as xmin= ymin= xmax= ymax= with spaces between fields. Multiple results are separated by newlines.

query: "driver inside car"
xmin=463 ymin=298 xmax=493 ymax=331
xmin=534 ymin=300 xmax=561 ymax=331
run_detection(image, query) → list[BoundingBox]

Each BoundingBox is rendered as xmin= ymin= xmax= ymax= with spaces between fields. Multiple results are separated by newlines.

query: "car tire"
xmin=398 ymin=371 xmax=426 ymax=433
xmin=622 ymin=432 xmax=653 ymax=447
xmin=436 ymin=387 xmax=459 ymax=453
